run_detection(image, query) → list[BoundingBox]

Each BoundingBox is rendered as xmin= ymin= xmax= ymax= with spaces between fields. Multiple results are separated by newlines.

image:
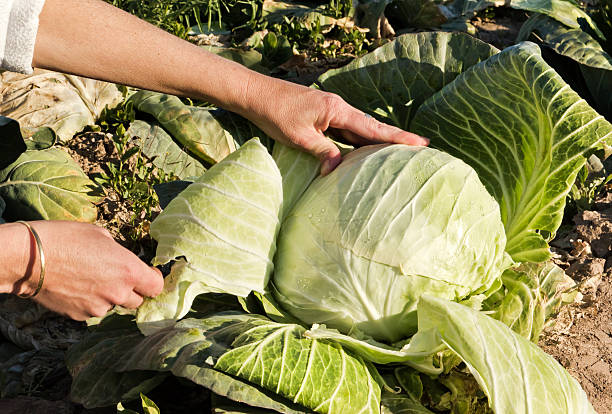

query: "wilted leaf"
xmin=129 ymin=91 xmax=237 ymax=165
xmin=0 ymin=69 xmax=123 ymax=142
xmin=127 ymin=120 xmax=206 ymax=179
xmin=202 ymin=45 xmax=269 ymax=74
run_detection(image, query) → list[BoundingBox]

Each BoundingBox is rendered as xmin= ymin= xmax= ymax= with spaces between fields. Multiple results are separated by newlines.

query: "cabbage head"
xmin=273 ymin=144 xmax=508 ymax=342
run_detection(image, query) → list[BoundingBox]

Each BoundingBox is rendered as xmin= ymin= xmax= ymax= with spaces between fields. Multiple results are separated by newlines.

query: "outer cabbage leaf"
xmin=418 ymin=295 xmax=596 ymax=413
xmin=517 ymin=14 xmax=612 ymax=69
xmin=509 ymin=0 xmax=601 ymax=37
xmin=517 ymin=14 xmax=612 ymax=119
xmin=129 ymin=91 xmax=237 ymax=164
xmin=274 ymin=145 xmax=507 ymax=342
xmin=272 ymin=143 xmax=319 ymax=220
xmin=0 ymin=148 xmax=101 ymax=221
xmin=484 ymin=261 xmax=576 ymax=341
xmin=70 ymin=312 xmax=379 ymax=414
xmin=126 ymin=120 xmax=207 ymax=179
xmin=137 ymin=139 xmax=282 ymax=334
xmin=66 ymin=317 xmax=168 ymax=408
xmin=304 ymin=324 xmax=444 ymax=375
xmin=214 ymin=317 xmax=381 ymax=414
xmin=317 ymin=32 xmax=499 ymax=131
xmin=0 ymin=70 xmax=122 ymax=142
xmin=411 ymin=42 xmax=612 ymax=263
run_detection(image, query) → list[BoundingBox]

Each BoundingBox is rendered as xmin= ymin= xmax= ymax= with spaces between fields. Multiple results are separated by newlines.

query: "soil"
xmin=540 ymin=189 xmax=612 ymax=414
xmin=64 ymin=131 xmax=160 ymax=259
xmin=471 ymin=8 xmax=529 ymax=50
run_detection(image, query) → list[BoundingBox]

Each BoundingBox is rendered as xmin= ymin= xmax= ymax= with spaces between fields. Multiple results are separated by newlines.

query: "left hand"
xmin=239 ymin=74 xmax=429 ymax=175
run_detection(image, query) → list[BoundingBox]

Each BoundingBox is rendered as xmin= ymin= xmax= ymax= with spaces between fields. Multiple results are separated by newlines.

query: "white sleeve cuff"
xmin=0 ymin=0 xmax=46 ymax=74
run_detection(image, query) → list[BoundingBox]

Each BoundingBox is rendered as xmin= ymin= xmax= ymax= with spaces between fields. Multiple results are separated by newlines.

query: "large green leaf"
xmin=517 ymin=14 xmax=612 ymax=69
xmin=510 ymin=0 xmax=601 ymax=37
xmin=137 ymin=139 xmax=282 ymax=334
xmin=417 ymin=296 xmax=595 ymax=413
xmin=517 ymin=14 xmax=612 ymax=119
xmin=0 ymin=69 xmax=122 ymax=142
xmin=411 ymin=42 xmax=612 ymax=263
xmin=129 ymin=91 xmax=237 ymax=164
xmin=126 ymin=120 xmax=207 ymax=179
xmin=70 ymin=312 xmax=379 ymax=413
xmin=317 ymin=32 xmax=499 ymax=131
xmin=214 ymin=318 xmax=381 ymax=414
xmin=0 ymin=148 xmax=101 ymax=222
xmin=304 ymin=324 xmax=444 ymax=375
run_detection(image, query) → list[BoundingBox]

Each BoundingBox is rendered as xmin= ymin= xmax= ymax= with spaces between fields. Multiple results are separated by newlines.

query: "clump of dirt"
xmin=541 ymin=188 xmax=612 ymax=414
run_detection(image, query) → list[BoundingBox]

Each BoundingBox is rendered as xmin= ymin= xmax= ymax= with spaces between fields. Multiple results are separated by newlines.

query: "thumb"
xmin=302 ymin=132 xmax=342 ymax=176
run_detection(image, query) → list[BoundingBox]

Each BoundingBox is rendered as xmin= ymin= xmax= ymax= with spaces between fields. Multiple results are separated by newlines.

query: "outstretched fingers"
xmin=331 ymin=101 xmax=429 ymax=147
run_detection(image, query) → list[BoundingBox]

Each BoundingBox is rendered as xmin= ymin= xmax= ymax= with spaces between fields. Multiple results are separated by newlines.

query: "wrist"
xmin=0 ymin=222 xmax=40 ymax=296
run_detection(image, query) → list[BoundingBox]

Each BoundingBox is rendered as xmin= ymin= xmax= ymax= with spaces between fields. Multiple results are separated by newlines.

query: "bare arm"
xmin=33 ymin=0 xmax=428 ymax=174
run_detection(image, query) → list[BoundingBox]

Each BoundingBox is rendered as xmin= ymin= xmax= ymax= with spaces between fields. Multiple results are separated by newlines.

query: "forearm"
xmin=33 ymin=0 xmax=265 ymax=116
xmin=0 ymin=222 xmax=37 ymax=295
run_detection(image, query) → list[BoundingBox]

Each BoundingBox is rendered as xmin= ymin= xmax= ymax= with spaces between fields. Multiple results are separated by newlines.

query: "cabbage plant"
xmin=68 ymin=32 xmax=611 ymax=414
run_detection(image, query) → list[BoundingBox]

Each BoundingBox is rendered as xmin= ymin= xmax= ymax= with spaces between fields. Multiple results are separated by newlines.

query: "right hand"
xmin=16 ymin=221 xmax=164 ymax=320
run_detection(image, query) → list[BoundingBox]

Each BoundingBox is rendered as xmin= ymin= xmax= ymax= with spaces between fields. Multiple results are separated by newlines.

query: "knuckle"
xmin=121 ymin=261 xmax=140 ymax=281
xmin=111 ymin=289 xmax=129 ymax=305
xmin=90 ymin=304 xmax=111 ymax=318
xmin=322 ymin=93 xmax=345 ymax=112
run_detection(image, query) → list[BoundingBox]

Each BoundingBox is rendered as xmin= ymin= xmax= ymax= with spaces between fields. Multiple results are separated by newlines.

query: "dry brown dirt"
xmin=541 ymin=189 xmax=612 ymax=413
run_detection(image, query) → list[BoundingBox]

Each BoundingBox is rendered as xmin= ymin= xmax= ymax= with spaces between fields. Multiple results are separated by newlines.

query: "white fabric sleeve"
xmin=0 ymin=0 xmax=46 ymax=74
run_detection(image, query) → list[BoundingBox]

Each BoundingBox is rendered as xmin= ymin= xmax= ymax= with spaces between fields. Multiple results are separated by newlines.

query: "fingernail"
xmin=420 ymin=136 xmax=430 ymax=146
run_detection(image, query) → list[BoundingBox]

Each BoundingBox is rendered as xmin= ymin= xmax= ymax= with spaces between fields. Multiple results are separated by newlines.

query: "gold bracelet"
xmin=16 ymin=221 xmax=46 ymax=298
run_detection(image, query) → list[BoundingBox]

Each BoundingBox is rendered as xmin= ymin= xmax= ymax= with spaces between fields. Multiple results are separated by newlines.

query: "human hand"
xmin=14 ymin=221 xmax=163 ymax=320
xmin=240 ymin=74 xmax=429 ymax=175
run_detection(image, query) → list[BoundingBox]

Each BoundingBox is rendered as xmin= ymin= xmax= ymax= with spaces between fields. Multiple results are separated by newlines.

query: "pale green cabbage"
xmin=273 ymin=145 xmax=508 ymax=342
